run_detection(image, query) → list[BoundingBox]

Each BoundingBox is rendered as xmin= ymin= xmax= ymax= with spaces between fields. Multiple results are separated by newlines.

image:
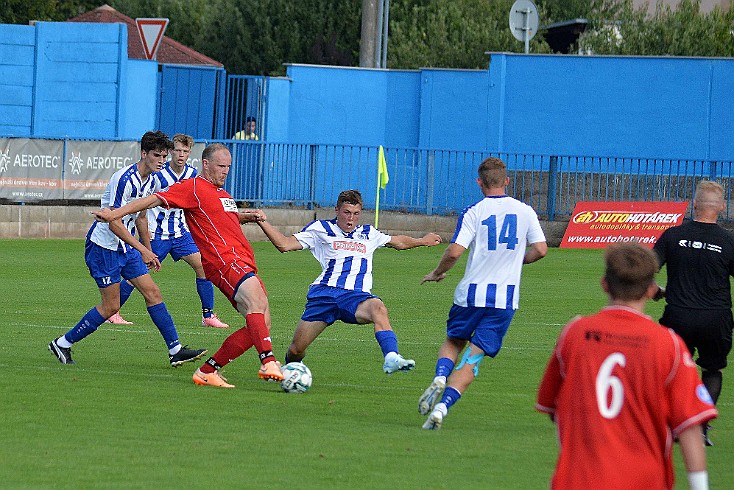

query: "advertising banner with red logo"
xmin=561 ymin=201 xmax=688 ymax=249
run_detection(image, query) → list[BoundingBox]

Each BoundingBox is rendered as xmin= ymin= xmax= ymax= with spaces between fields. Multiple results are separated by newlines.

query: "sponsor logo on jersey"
xmin=220 ymin=197 xmax=238 ymax=212
xmin=333 ymin=241 xmax=366 ymax=253
xmin=677 ymin=239 xmax=722 ymax=253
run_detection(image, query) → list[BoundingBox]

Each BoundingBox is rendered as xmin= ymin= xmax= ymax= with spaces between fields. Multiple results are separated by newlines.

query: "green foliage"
xmin=3 ymin=0 xmax=734 ymax=73
xmin=388 ymin=0 xmax=551 ymax=70
xmin=0 ymin=0 xmax=99 ymax=23
xmin=579 ymin=0 xmax=734 ymax=56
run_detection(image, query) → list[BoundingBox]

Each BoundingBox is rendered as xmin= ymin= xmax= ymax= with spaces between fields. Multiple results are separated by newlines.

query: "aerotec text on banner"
xmin=561 ymin=201 xmax=689 ymax=249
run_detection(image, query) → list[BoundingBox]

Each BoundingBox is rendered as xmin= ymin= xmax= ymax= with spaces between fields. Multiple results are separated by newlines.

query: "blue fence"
xmin=225 ymin=141 xmax=734 ymax=221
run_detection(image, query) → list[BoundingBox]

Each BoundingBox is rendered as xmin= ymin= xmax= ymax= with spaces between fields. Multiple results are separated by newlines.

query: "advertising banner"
xmin=1 ymin=138 xmax=207 ymax=202
xmin=561 ymin=201 xmax=688 ymax=248
xmin=0 ymin=138 xmax=64 ymax=200
xmin=64 ymin=140 xmax=140 ymax=200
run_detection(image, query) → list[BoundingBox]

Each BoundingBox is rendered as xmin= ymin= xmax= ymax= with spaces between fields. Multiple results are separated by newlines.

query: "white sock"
xmin=56 ymin=336 xmax=72 ymax=348
xmin=169 ymin=344 xmax=181 ymax=355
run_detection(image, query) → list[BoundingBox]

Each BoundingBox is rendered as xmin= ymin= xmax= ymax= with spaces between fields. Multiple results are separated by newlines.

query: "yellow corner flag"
xmin=378 ymin=145 xmax=389 ymax=189
xmin=375 ymin=145 xmax=389 ymax=228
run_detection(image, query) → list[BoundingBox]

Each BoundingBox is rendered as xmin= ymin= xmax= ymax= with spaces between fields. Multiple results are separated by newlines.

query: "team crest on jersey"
xmin=333 ymin=241 xmax=367 ymax=253
xmin=220 ymin=197 xmax=238 ymax=212
xmin=696 ymin=384 xmax=714 ymax=405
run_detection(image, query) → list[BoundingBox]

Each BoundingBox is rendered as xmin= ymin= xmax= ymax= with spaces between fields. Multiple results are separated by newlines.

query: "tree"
xmin=579 ymin=0 xmax=734 ymax=57
xmin=388 ymin=0 xmax=551 ymax=70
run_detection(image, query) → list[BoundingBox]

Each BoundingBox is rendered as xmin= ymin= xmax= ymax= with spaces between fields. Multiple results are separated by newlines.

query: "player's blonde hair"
xmin=695 ymin=180 xmax=724 ymax=203
xmin=478 ymin=157 xmax=507 ymax=188
xmin=604 ymin=243 xmax=657 ymax=301
xmin=173 ymin=133 xmax=194 ymax=148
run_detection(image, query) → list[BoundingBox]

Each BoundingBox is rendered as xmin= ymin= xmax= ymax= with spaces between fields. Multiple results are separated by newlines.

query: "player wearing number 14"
xmin=536 ymin=243 xmax=717 ymax=490
xmin=419 ymin=157 xmax=547 ymax=429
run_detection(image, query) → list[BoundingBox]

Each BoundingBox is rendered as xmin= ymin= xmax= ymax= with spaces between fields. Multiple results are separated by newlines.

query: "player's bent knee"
xmin=456 ymin=349 xmax=485 ymax=377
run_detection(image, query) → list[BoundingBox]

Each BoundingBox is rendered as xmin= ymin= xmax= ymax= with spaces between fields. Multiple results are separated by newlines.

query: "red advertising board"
xmin=560 ymin=201 xmax=688 ymax=249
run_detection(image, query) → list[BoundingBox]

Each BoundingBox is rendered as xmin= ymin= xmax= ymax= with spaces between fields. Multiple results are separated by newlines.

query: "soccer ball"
xmin=281 ymin=362 xmax=313 ymax=394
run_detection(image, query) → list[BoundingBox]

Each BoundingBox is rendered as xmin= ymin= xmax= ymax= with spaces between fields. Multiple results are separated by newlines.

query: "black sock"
xmin=702 ymin=369 xmax=722 ymax=405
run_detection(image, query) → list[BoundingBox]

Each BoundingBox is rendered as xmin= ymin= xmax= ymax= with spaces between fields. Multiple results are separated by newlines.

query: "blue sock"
xmin=375 ymin=330 xmax=399 ymax=357
xmin=435 ymin=357 xmax=455 ymax=378
xmin=147 ymin=303 xmax=180 ymax=350
xmin=119 ymin=280 xmax=135 ymax=308
xmin=440 ymin=386 xmax=462 ymax=410
xmin=65 ymin=307 xmax=106 ymax=343
xmin=197 ymin=278 xmax=215 ymax=317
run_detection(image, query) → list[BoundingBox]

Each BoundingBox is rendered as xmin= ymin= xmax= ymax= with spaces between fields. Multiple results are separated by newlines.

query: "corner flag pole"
xmin=375 ymin=145 xmax=389 ymax=228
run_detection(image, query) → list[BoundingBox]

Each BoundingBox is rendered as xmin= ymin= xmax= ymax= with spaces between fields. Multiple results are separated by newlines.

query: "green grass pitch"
xmin=1 ymin=239 xmax=732 ymax=488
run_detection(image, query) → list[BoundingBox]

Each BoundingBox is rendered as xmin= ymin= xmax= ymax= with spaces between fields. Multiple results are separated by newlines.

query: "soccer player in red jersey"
xmin=536 ymin=243 xmax=717 ymax=490
xmin=94 ymin=143 xmax=283 ymax=387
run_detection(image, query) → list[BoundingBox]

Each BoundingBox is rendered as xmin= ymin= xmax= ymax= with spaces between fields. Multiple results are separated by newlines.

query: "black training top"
xmin=653 ymin=220 xmax=734 ymax=310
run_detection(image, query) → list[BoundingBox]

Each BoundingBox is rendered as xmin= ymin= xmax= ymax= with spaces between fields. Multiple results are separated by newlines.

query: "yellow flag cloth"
xmin=378 ymin=145 xmax=389 ymax=189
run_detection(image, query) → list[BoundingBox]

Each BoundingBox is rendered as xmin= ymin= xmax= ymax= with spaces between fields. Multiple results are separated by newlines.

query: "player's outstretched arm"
xmin=386 ymin=232 xmax=442 ymax=250
xmin=93 ymin=195 xmax=163 ymax=223
xmin=421 ymin=243 xmax=465 ymax=284
xmin=256 ymin=219 xmax=303 ymax=253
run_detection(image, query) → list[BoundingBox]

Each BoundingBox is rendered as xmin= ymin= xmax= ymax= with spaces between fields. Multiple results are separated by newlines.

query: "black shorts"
xmin=660 ymin=305 xmax=733 ymax=371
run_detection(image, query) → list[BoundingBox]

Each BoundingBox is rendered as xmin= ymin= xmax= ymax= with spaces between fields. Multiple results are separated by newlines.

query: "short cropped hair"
xmin=246 ymin=116 xmax=257 ymax=123
xmin=604 ymin=243 xmax=657 ymax=301
xmin=336 ymin=189 xmax=363 ymax=209
xmin=173 ymin=134 xmax=194 ymax=148
xmin=478 ymin=157 xmax=507 ymax=188
xmin=695 ymin=180 xmax=724 ymax=202
xmin=141 ymin=130 xmax=172 ymax=153
xmin=202 ymin=142 xmax=230 ymax=161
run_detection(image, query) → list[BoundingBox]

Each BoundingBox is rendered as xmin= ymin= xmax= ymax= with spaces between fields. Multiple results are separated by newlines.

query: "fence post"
xmin=426 ymin=150 xmax=435 ymax=216
xmin=308 ymin=144 xmax=318 ymax=210
xmin=709 ymin=161 xmax=718 ymax=181
xmin=547 ymin=155 xmax=558 ymax=221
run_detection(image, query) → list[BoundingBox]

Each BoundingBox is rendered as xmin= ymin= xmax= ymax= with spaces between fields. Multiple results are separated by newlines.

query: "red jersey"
xmin=155 ymin=176 xmax=257 ymax=276
xmin=536 ymin=306 xmax=717 ymax=490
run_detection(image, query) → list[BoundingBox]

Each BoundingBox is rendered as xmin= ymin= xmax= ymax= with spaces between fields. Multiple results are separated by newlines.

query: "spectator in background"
xmin=536 ymin=242 xmax=716 ymax=490
xmin=233 ymin=116 xmax=258 ymax=141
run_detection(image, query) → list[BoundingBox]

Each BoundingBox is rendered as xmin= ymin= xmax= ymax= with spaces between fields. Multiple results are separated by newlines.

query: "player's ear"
xmin=600 ymin=276 xmax=609 ymax=294
xmin=645 ymin=282 xmax=659 ymax=299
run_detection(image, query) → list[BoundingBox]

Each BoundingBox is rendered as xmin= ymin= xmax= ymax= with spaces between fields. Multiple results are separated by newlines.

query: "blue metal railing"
xmin=225 ymin=141 xmax=734 ymax=221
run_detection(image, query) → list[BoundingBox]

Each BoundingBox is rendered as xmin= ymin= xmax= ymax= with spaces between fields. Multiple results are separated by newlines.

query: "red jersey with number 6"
xmin=155 ymin=176 xmax=257 ymax=275
xmin=536 ymin=306 xmax=717 ymax=490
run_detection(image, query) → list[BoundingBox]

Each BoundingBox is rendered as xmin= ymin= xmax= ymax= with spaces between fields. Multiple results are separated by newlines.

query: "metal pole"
xmin=523 ymin=8 xmax=530 ymax=54
xmin=381 ymin=0 xmax=390 ymax=68
xmin=375 ymin=0 xmax=384 ymax=67
xmin=359 ymin=0 xmax=378 ymax=67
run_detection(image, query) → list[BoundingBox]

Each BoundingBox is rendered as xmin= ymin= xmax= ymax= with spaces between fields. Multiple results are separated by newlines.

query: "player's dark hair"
xmin=173 ymin=134 xmax=194 ymax=148
xmin=478 ymin=157 xmax=507 ymax=188
xmin=202 ymin=142 xmax=230 ymax=161
xmin=246 ymin=116 xmax=256 ymax=123
xmin=604 ymin=243 xmax=657 ymax=301
xmin=141 ymin=130 xmax=172 ymax=153
xmin=337 ymin=189 xmax=363 ymax=208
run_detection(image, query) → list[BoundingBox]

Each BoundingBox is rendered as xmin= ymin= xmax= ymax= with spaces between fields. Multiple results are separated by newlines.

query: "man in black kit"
xmin=654 ymin=179 xmax=734 ymax=447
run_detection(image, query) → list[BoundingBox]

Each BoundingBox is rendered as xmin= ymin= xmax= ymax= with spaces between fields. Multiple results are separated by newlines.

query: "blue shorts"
xmin=302 ymin=285 xmax=379 ymax=325
xmin=85 ymin=240 xmax=149 ymax=289
xmin=446 ymin=304 xmax=515 ymax=357
xmin=151 ymin=232 xmax=199 ymax=262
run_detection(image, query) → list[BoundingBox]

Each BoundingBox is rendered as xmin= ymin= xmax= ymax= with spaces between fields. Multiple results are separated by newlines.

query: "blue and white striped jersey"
xmin=147 ymin=163 xmax=198 ymax=239
xmin=89 ymin=163 xmax=156 ymax=251
xmin=294 ymin=219 xmax=392 ymax=293
xmin=452 ymin=195 xmax=545 ymax=309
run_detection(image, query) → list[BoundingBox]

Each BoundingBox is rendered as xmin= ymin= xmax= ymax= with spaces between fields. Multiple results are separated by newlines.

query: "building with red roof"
xmin=68 ymin=4 xmax=223 ymax=67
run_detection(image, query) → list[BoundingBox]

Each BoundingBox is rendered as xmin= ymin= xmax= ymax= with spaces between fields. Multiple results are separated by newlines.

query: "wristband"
xmin=687 ymin=471 xmax=709 ymax=490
